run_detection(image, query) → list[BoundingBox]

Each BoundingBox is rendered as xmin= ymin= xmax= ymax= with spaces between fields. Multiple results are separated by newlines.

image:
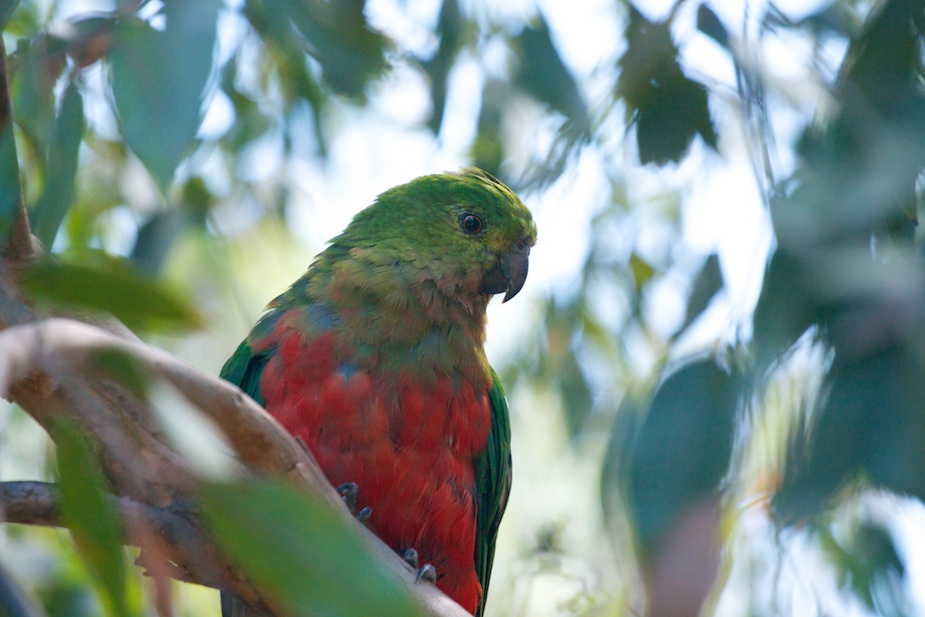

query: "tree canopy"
xmin=3 ymin=1 xmax=925 ymax=616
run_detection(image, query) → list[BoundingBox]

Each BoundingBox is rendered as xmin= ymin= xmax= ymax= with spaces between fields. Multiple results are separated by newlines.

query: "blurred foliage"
xmin=200 ymin=479 xmax=423 ymax=617
xmin=4 ymin=0 xmax=925 ymax=616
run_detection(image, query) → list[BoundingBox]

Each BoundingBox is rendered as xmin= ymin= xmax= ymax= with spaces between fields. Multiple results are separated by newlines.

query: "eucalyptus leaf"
xmin=200 ymin=479 xmax=422 ymax=617
xmin=32 ymin=80 xmax=84 ymax=247
xmin=53 ymin=419 xmax=128 ymax=617
xmin=109 ymin=0 xmax=219 ymax=190
xmin=20 ymin=256 xmax=203 ymax=331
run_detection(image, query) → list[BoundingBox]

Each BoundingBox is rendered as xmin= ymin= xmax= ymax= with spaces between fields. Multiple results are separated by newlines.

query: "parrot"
xmin=219 ymin=168 xmax=536 ymax=616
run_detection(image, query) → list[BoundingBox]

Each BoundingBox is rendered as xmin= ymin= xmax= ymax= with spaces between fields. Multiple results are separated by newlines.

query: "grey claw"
xmin=417 ymin=564 xmax=437 ymax=584
xmin=357 ymin=506 xmax=372 ymax=525
xmin=403 ymin=548 xmax=419 ymax=570
xmin=337 ymin=482 xmax=358 ymax=513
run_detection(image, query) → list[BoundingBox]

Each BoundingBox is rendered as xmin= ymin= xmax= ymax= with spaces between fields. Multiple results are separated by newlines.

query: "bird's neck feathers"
xmin=284 ymin=244 xmax=492 ymax=386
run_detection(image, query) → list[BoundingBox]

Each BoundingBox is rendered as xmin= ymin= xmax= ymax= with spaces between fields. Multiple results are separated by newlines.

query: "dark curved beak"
xmin=481 ymin=245 xmax=531 ymax=303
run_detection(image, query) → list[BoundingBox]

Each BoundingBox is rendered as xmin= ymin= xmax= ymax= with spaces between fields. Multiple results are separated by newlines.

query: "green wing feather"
xmin=220 ymin=339 xmax=270 ymax=405
xmin=472 ymin=367 xmax=513 ymax=617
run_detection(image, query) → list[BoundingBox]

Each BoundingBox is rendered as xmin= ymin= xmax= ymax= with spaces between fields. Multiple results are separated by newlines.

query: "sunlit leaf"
xmin=200 ymin=479 xmax=423 ymax=617
xmin=821 ymin=523 xmax=906 ymax=612
xmin=109 ymin=0 xmax=220 ymax=190
xmin=628 ymin=252 xmax=655 ymax=293
xmin=52 ymin=418 xmax=128 ymax=617
xmin=20 ymin=255 xmax=203 ymax=331
xmin=31 ymin=80 xmax=84 ymax=247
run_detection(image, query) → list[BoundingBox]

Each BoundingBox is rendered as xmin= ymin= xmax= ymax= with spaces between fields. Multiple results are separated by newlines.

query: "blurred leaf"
xmin=514 ymin=15 xmax=590 ymax=141
xmin=130 ymin=211 xmax=187 ymax=276
xmin=0 ymin=106 xmax=20 ymax=248
xmin=775 ymin=338 xmax=925 ymax=522
xmin=0 ymin=560 xmax=44 ymax=617
xmin=31 ymin=80 xmax=84 ymax=247
xmin=617 ymin=7 xmax=717 ymax=164
xmin=836 ymin=0 xmax=921 ymax=117
xmin=628 ymin=252 xmax=655 ymax=293
xmin=259 ymin=0 xmax=390 ymax=99
xmin=60 ymin=14 xmax=116 ymax=69
xmin=696 ymin=4 xmax=729 ymax=49
xmin=422 ymin=0 xmax=464 ymax=133
xmin=11 ymin=35 xmax=66 ymax=152
xmin=0 ymin=0 xmax=21 ymax=30
xmin=822 ymin=523 xmax=907 ymax=613
xmin=89 ymin=348 xmax=150 ymax=397
xmin=20 ymin=255 xmax=204 ymax=330
xmin=471 ymin=79 xmax=506 ymax=179
xmin=52 ymin=419 xmax=127 ymax=617
xmin=109 ymin=0 xmax=220 ymax=190
xmin=604 ymin=358 xmax=739 ymax=555
xmin=199 ymin=479 xmax=423 ymax=617
xmin=678 ymin=253 xmax=723 ymax=335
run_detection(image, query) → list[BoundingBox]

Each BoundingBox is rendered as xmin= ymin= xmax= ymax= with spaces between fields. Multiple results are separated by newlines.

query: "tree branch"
xmin=0 ymin=318 xmax=471 ymax=617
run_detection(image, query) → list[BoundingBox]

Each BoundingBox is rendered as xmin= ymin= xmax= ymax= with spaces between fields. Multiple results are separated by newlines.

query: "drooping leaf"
xmin=696 ymin=4 xmax=729 ymax=49
xmin=617 ymin=7 xmax=717 ymax=164
xmin=10 ymin=35 xmax=66 ymax=153
xmin=31 ymin=80 xmax=84 ymax=247
xmin=678 ymin=253 xmax=723 ymax=335
xmin=774 ymin=328 xmax=925 ymax=522
xmin=422 ymin=0 xmax=464 ymax=134
xmin=20 ymin=254 xmax=203 ymax=331
xmin=199 ymin=479 xmax=423 ymax=617
xmin=514 ymin=15 xmax=590 ymax=141
xmin=471 ymin=79 xmax=506 ymax=179
xmin=603 ymin=358 xmax=740 ymax=555
xmin=52 ymin=418 xmax=128 ymax=617
xmin=109 ymin=0 xmax=220 ymax=190
xmin=260 ymin=0 xmax=390 ymax=99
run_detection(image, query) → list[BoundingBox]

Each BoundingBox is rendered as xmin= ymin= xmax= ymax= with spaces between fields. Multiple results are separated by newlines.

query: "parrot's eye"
xmin=460 ymin=213 xmax=485 ymax=235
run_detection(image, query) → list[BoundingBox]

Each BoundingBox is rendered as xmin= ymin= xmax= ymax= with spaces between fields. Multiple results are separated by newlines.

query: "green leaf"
xmin=31 ymin=80 xmax=84 ymax=247
xmin=514 ymin=16 xmax=590 ymax=140
xmin=617 ymin=8 xmax=717 ymax=164
xmin=422 ymin=0 xmax=464 ymax=133
xmin=628 ymin=252 xmax=655 ymax=293
xmin=109 ymin=0 xmax=220 ymax=190
xmin=261 ymin=0 xmax=390 ymax=99
xmin=678 ymin=253 xmax=723 ymax=335
xmin=0 ymin=0 xmax=22 ymax=29
xmin=604 ymin=359 xmax=740 ymax=554
xmin=52 ymin=418 xmax=128 ymax=617
xmin=696 ymin=4 xmax=729 ymax=49
xmin=20 ymin=254 xmax=203 ymax=331
xmin=0 ymin=106 xmax=20 ymax=247
xmin=199 ymin=479 xmax=423 ymax=617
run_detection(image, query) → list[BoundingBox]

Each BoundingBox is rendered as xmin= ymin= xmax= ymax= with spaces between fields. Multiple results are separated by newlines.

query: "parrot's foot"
xmin=337 ymin=482 xmax=358 ymax=512
xmin=402 ymin=548 xmax=437 ymax=584
xmin=337 ymin=482 xmax=372 ymax=525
